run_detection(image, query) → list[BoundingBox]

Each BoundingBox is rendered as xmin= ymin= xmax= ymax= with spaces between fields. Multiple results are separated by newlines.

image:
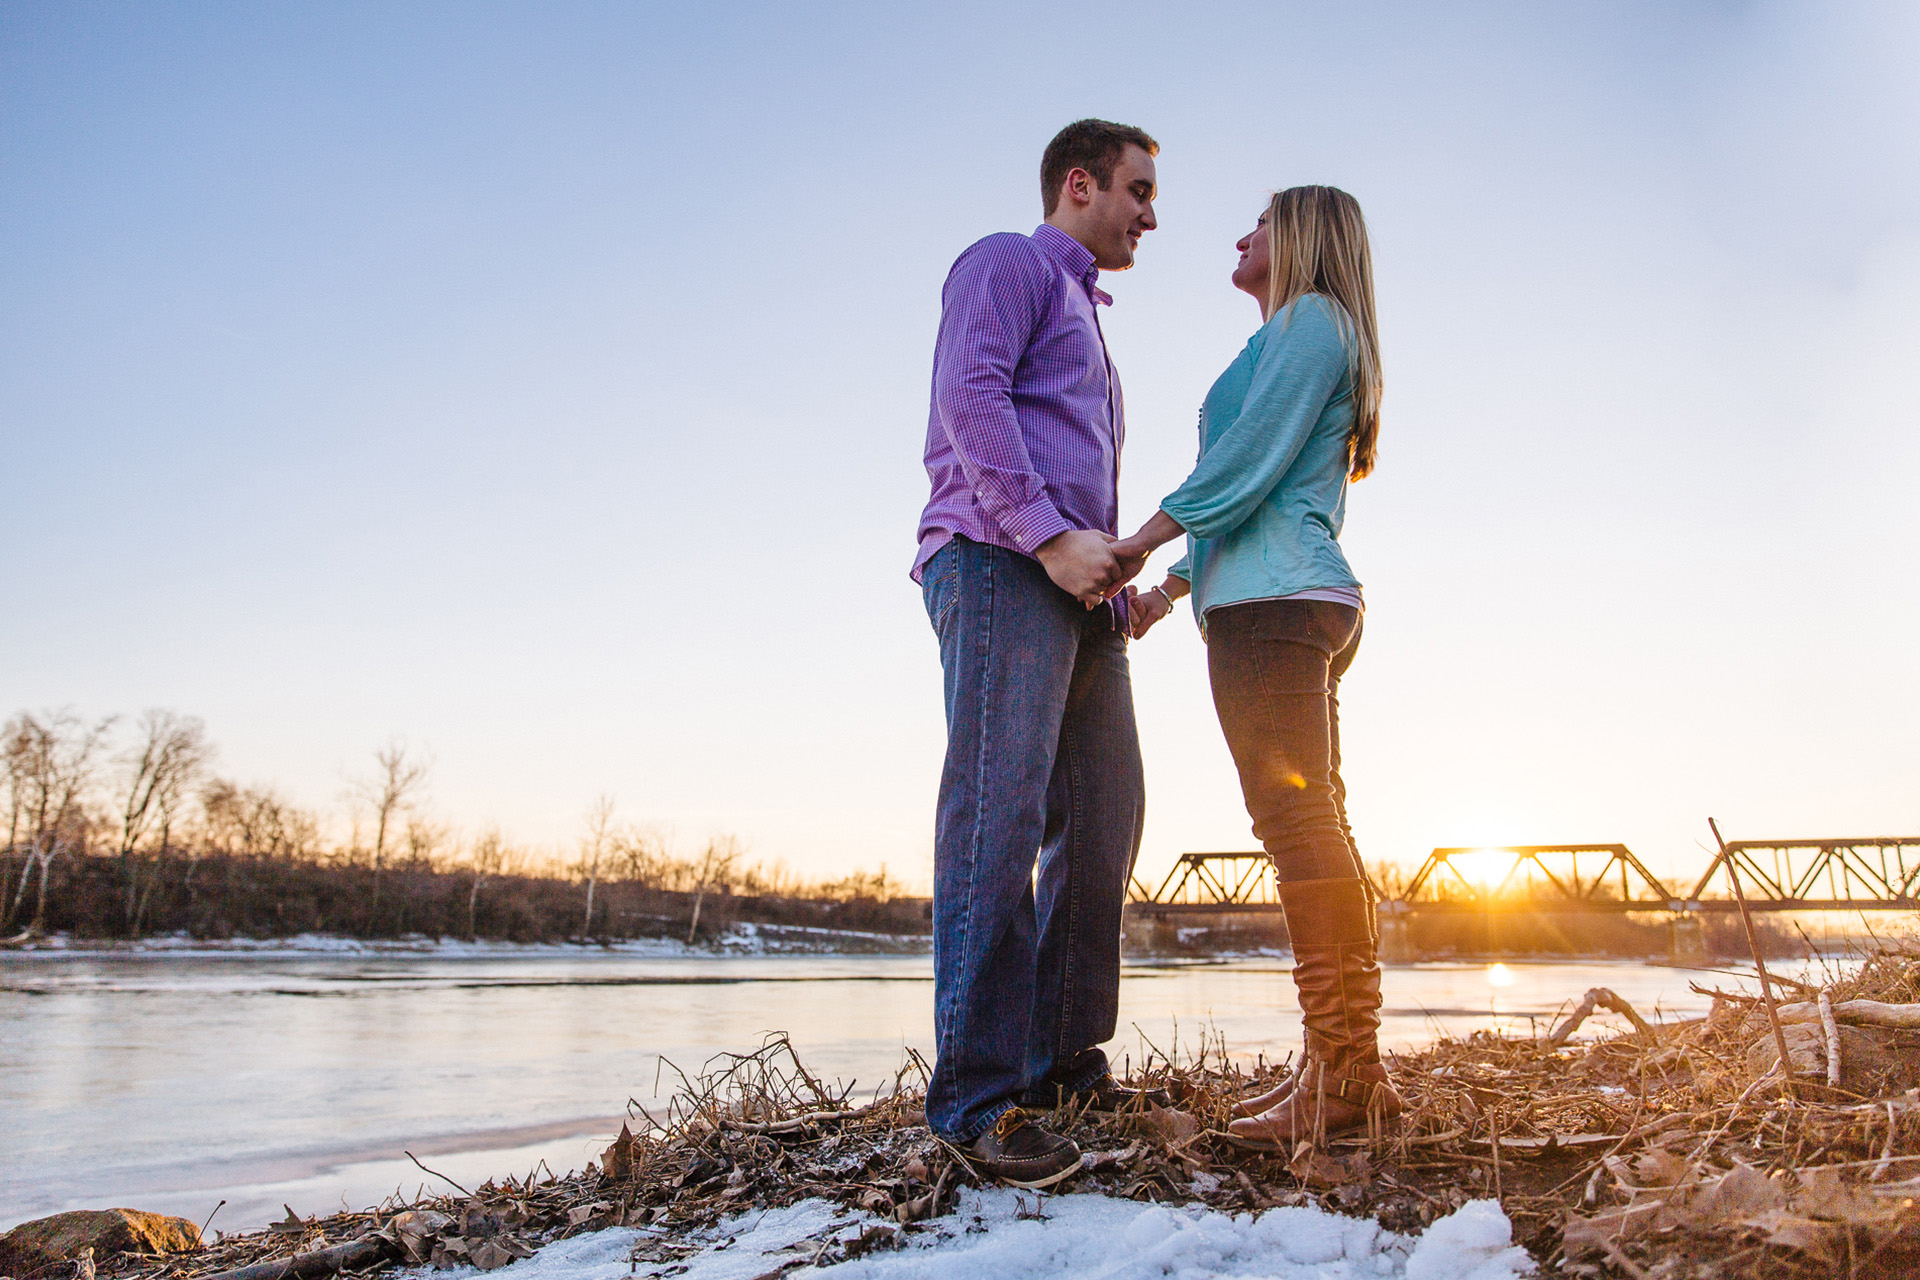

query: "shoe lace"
xmin=992 ymin=1107 xmax=1030 ymax=1140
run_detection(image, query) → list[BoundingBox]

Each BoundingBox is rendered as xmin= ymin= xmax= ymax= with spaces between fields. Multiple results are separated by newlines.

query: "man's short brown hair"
xmin=1040 ymin=119 xmax=1159 ymax=216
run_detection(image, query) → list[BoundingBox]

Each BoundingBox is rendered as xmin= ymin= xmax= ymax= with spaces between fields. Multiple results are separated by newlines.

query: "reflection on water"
xmin=0 ymin=949 xmax=1817 ymax=1230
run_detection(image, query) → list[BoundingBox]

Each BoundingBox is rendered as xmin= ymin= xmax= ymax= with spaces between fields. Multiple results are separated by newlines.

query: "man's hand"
xmin=1035 ymin=529 xmax=1123 ymax=607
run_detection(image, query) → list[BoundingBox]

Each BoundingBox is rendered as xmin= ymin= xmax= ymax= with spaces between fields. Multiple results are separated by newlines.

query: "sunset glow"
xmin=1444 ymin=848 xmax=1520 ymax=896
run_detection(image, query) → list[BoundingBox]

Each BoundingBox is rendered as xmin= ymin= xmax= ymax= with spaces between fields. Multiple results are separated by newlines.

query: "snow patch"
xmin=443 ymin=1190 xmax=1531 ymax=1280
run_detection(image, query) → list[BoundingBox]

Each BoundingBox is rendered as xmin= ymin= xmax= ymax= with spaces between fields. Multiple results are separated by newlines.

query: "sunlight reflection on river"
xmin=0 ymin=948 xmax=1828 ymax=1231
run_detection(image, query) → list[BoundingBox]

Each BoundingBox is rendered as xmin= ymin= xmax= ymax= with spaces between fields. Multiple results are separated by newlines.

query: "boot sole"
xmin=936 ymin=1138 xmax=1085 ymax=1189
xmin=1224 ymin=1113 xmax=1401 ymax=1153
xmin=995 ymin=1151 xmax=1085 ymax=1189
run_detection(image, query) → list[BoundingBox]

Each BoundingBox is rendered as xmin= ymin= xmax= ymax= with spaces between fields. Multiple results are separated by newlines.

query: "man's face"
xmin=1083 ymin=146 xmax=1158 ymax=270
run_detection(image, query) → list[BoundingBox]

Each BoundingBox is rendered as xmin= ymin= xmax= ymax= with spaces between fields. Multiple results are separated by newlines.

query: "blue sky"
xmin=4 ymin=1 xmax=1916 ymax=887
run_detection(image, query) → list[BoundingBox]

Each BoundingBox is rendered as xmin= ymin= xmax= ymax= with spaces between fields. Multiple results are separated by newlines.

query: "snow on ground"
xmin=439 ymin=1189 xmax=1532 ymax=1280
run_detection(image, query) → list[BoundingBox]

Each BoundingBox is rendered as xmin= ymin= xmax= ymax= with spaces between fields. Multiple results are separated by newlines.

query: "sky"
xmin=3 ymin=1 xmax=1916 ymax=890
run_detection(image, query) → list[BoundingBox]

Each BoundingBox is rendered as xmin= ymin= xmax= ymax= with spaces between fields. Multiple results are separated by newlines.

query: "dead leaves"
xmin=267 ymin=1208 xmax=310 ymax=1236
xmin=1563 ymin=1154 xmax=1920 ymax=1266
xmin=384 ymin=1210 xmax=451 ymax=1263
xmin=600 ymin=1125 xmax=640 ymax=1181
xmin=1286 ymin=1142 xmax=1371 ymax=1188
xmin=1136 ymin=1104 xmax=1200 ymax=1148
xmin=373 ymin=1202 xmax=542 ymax=1271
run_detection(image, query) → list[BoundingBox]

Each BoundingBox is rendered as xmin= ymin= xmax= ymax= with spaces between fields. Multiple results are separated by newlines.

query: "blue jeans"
xmin=920 ymin=537 xmax=1145 ymax=1141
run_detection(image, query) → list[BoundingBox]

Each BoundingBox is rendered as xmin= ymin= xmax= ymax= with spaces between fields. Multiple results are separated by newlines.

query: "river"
xmin=0 ymin=943 xmax=1799 ymax=1232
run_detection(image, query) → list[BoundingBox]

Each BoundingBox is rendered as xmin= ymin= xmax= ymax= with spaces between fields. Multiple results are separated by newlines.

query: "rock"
xmin=1745 ymin=1022 xmax=1920 ymax=1096
xmin=0 ymin=1210 xmax=201 ymax=1276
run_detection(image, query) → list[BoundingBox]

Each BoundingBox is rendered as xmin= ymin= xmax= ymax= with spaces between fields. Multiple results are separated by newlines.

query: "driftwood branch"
xmin=197 ymin=1236 xmax=396 ymax=1280
xmin=1549 ymin=987 xmax=1654 ymax=1047
xmin=1772 ymin=998 xmax=1920 ymax=1029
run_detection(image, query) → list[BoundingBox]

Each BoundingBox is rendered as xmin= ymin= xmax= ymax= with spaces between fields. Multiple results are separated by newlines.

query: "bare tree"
xmin=686 ymin=835 xmax=743 ymax=944
xmin=579 ymin=796 xmax=615 ymax=939
xmin=3 ymin=718 xmax=34 ymax=929
xmin=116 ymin=710 xmax=212 ymax=935
xmin=465 ymin=826 xmax=515 ymax=941
xmin=354 ymin=741 xmax=429 ymax=921
xmin=198 ymin=779 xmax=321 ymax=860
xmin=402 ymin=816 xmax=450 ymax=866
xmin=612 ymin=824 xmax=667 ymax=887
xmin=3 ymin=710 xmax=113 ymax=935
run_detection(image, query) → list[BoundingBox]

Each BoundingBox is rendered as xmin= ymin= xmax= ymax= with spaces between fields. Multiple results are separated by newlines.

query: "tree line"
xmin=2 ymin=708 xmax=915 ymax=943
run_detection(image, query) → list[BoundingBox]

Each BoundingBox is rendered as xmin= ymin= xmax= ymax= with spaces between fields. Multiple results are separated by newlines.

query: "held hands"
xmin=1035 ymin=529 xmax=1132 ymax=607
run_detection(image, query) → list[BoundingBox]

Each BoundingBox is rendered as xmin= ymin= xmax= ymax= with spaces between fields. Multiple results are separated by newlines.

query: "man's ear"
xmin=1061 ymin=166 xmax=1096 ymax=209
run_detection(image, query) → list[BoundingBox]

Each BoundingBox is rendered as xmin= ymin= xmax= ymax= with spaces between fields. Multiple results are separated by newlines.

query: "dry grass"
xmin=96 ymin=947 xmax=1920 ymax=1280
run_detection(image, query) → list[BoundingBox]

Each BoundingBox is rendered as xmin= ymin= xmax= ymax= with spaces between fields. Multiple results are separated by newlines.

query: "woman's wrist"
xmin=1132 ymin=509 xmax=1187 ymax=552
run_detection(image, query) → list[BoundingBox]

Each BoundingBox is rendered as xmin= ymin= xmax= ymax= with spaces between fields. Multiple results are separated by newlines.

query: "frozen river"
xmin=0 ymin=943 xmax=1790 ymax=1232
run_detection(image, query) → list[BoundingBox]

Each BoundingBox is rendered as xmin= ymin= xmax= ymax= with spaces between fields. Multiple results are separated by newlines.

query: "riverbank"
xmin=47 ymin=942 xmax=1920 ymax=1279
xmin=6 ymin=951 xmax=1778 ymax=1233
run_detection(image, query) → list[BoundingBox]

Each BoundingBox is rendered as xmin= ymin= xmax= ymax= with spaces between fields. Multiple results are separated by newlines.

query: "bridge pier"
xmin=1668 ymin=914 xmax=1705 ymax=962
xmin=1379 ymin=913 xmax=1415 ymax=964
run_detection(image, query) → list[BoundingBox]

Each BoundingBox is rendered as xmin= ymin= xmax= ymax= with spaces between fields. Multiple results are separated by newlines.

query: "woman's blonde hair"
xmin=1261 ymin=185 xmax=1381 ymax=480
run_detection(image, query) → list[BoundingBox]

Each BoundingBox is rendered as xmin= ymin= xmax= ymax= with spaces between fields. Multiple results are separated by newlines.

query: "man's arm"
xmin=932 ymin=239 xmax=1119 ymax=605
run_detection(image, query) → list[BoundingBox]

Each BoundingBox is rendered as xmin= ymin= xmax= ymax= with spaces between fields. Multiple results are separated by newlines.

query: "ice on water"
xmin=465 ymin=1188 xmax=1533 ymax=1280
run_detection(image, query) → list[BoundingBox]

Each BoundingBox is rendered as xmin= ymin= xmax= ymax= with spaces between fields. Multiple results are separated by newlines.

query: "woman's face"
xmin=1232 ymin=212 xmax=1271 ymax=302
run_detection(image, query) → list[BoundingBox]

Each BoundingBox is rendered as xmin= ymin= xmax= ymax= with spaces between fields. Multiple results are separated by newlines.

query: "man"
xmin=912 ymin=119 xmax=1159 ymax=1187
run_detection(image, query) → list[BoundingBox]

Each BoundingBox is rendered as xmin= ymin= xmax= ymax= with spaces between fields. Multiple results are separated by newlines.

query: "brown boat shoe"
xmin=951 ymin=1108 xmax=1084 ymax=1189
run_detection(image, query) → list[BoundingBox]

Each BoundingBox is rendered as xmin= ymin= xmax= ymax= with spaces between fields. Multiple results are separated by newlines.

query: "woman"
xmin=1112 ymin=185 xmax=1397 ymax=1146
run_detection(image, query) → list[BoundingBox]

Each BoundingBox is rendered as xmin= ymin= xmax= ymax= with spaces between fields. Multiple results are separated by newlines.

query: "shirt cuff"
xmin=997 ymin=496 xmax=1073 ymax=555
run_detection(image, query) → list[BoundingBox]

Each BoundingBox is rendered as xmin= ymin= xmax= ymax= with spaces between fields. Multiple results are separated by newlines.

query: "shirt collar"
xmin=1032 ymin=224 xmax=1113 ymax=305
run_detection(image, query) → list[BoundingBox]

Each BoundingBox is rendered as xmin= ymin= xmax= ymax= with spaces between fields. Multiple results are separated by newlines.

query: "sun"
xmin=1444 ymin=847 xmax=1518 ymax=896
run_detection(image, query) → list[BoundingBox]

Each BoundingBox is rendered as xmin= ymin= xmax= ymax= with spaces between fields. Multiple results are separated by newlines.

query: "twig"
xmin=198 ymin=1199 xmax=227 ymax=1242
xmin=1817 ymin=990 xmax=1841 ymax=1087
xmin=1594 ymin=1234 xmax=1652 ymax=1280
xmin=405 ymin=1150 xmax=472 ymax=1197
xmin=1710 ymin=817 xmax=1795 ymax=1100
xmin=1873 ymin=1100 xmax=1898 ymax=1181
xmin=721 ymin=1109 xmax=861 ymax=1134
xmin=1489 ymin=1108 xmax=1503 ymax=1204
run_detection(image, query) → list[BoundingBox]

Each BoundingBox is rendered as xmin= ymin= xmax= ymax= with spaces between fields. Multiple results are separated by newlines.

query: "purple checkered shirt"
xmin=912 ymin=223 xmax=1125 ymax=584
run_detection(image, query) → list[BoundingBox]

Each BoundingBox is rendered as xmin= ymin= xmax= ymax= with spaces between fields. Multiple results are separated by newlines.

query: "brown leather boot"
xmin=1233 ymin=1057 xmax=1303 ymax=1117
xmin=1229 ymin=877 xmax=1401 ymax=1149
xmin=1233 ymin=878 xmax=1381 ymax=1118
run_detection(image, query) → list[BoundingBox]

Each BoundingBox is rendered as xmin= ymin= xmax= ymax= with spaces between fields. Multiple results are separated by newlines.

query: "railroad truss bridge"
xmin=1127 ymin=836 xmax=1920 ymax=958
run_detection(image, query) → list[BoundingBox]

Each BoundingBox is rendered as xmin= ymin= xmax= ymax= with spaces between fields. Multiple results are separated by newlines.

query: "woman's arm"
xmin=1158 ymin=296 xmax=1351 ymax=542
xmin=1110 ymin=509 xmax=1185 ymax=581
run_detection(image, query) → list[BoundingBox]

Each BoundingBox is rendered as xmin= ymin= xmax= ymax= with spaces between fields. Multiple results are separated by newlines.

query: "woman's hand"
xmin=1128 ymin=579 xmax=1186 ymax=639
xmin=1108 ymin=534 xmax=1154 ymax=586
xmin=1106 ymin=509 xmax=1188 ymax=596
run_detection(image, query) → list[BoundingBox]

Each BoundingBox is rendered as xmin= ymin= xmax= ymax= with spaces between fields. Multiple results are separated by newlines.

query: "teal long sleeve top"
xmin=1163 ymin=293 xmax=1360 ymax=624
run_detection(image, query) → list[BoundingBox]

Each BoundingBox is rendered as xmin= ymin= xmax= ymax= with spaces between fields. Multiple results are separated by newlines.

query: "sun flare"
xmin=1444 ymin=847 xmax=1518 ymax=894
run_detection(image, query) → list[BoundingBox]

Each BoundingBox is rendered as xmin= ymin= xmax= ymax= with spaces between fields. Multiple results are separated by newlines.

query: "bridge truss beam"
xmin=1130 ymin=838 xmax=1920 ymax=914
